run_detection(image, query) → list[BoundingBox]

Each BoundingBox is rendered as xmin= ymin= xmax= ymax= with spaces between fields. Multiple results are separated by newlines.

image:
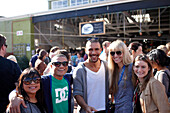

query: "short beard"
xmin=89 ymin=58 xmax=99 ymax=63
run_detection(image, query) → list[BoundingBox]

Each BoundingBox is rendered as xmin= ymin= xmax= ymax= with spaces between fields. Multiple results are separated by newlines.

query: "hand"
xmin=85 ymin=106 xmax=97 ymax=113
xmin=9 ymin=96 xmax=27 ymax=113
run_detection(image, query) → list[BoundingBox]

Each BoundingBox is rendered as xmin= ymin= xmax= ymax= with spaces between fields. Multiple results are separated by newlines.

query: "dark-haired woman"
xmin=35 ymin=49 xmax=47 ymax=75
xmin=147 ymin=49 xmax=170 ymax=99
xmin=132 ymin=54 xmax=170 ymax=113
xmin=7 ymin=68 xmax=47 ymax=113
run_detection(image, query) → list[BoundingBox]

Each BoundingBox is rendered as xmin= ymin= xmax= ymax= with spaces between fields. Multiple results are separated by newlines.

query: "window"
xmin=51 ymin=0 xmax=68 ymax=9
xmin=70 ymin=0 xmax=89 ymax=6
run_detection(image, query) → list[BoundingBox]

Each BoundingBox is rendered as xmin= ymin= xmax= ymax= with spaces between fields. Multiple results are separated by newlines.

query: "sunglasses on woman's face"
xmin=110 ymin=51 xmax=122 ymax=56
xmin=23 ymin=77 xmax=41 ymax=85
xmin=52 ymin=61 xmax=68 ymax=67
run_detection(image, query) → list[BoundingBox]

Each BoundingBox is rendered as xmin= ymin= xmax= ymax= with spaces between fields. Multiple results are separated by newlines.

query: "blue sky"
xmin=0 ymin=0 xmax=48 ymax=17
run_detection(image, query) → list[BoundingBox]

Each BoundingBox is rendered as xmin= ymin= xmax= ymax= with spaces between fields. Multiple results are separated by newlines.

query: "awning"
xmin=32 ymin=0 xmax=170 ymax=23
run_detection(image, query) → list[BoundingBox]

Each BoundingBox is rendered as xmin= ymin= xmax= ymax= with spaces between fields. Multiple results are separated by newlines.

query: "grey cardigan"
xmin=73 ymin=60 xmax=109 ymax=113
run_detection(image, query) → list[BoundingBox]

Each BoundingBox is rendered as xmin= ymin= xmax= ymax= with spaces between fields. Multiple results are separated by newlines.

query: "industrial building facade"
xmin=0 ymin=0 xmax=170 ymax=59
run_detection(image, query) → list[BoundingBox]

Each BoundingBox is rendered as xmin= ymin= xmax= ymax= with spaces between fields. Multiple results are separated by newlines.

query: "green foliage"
xmin=16 ymin=55 xmax=29 ymax=71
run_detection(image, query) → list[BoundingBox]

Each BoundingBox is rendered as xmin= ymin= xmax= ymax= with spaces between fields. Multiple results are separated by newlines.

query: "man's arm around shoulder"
xmin=8 ymin=90 xmax=27 ymax=113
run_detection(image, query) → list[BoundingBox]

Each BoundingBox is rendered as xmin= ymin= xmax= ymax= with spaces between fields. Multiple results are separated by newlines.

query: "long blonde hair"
xmin=108 ymin=40 xmax=132 ymax=94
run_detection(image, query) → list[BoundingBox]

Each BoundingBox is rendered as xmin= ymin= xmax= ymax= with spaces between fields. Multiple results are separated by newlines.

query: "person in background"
xmin=7 ymin=55 xmax=18 ymax=63
xmin=80 ymin=49 xmax=85 ymax=58
xmin=108 ymin=40 xmax=133 ymax=113
xmin=43 ymin=51 xmax=58 ymax=75
xmin=8 ymin=54 xmax=73 ymax=113
xmin=73 ymin=38 xmax=109 ymax=113
xmin=128 ymin=42 xmax=143 ymax=61
xmin=49 ymin=46 xmax=59 ymax=61
xmin=6 ymin=68 xmax=47 ymax=113
xmin=157 ymin=45 xmax=168 ymax=55
xmin=76 ymin=51 xmax=84 ymax=66
xmin=83 ymin=53 xmax=88 ymax=61
xmin=71 ymin=51 xmax=78 ymax=67
xmin=35 ymin=49 xmax=47 ymax=75
xmin=44 ymin=52 xmax=50 ymax=65
xmin=166 ymin=42 xmax=170 ymax=57
xmin=99 ymin=41 xmax=111 ymax=61
xmin=29 ymin=48 xmax=41 ymax=67
xmin=0 ymin=34 xmax=21 ymax=113
xmin=147 ymin=49 xmax=170 ymax=98
xmin=132 ymin=54 xmax=170 ymax=113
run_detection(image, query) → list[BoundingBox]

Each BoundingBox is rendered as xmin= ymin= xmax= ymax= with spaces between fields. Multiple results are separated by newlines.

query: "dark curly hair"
xmin=147 ymin=49 xmax=170 ymax=67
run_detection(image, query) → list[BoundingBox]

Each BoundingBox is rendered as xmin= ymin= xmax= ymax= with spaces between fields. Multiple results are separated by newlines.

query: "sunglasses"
xmin=23 ymin=77 xmax=41 ymax=85
xmin=110 ymin=51 xmax=122 ymax=56
xmin=4 ymin=44 xmax=7 ymax=48
xmin=52 ymin=61 xmax=68 ymax=67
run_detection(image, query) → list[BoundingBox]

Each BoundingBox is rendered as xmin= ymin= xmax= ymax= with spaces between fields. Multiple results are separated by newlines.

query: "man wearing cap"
xmin=8 ymin=54 xmax=72 ymax=113
xmin=0 ymin=34 xmax=21 ymax=113
xmin=73 ymin=39 xmax=109 ymax=113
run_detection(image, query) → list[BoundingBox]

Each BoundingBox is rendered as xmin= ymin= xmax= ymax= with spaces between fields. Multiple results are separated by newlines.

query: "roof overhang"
xmin=32 ymin=0 xmax=170 ymax=23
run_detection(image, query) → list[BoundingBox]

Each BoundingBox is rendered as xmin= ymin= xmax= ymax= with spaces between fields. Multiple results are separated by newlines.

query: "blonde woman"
xmin=108 ymin=40 xmax=133 ymax=113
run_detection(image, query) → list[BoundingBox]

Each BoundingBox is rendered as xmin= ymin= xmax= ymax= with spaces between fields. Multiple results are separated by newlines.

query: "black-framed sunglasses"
xmin=110 ymin=51 xmax=122 ymax=56
xmin=4 ymin=44 xmax=7 ymax=48
xmin=52 ymin=61 xmax=68 ymax=67
xmin=23 ymin=77 xmax=41 ymax=85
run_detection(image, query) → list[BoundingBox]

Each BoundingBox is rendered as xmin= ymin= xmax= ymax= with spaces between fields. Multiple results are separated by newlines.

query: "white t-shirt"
xmin=85 ymin=62 xmax=106 ymax=111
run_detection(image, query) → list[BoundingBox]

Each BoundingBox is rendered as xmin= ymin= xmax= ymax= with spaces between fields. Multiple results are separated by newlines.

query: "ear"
xmin=1 ymin=45 xmax=5 ymax=51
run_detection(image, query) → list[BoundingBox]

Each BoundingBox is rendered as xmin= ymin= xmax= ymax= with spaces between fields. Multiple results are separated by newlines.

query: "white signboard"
xmin=16 ymin=30 xmax=23 ymax=36
xmin=26 ymin=44 xmax=30 ymax=51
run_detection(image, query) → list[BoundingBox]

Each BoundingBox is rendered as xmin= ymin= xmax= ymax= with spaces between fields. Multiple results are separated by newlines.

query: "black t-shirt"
xmin=0 ymin=56 xmax=21 ymax=113
xmin=35 ymin=102 xmax=46 ymax=113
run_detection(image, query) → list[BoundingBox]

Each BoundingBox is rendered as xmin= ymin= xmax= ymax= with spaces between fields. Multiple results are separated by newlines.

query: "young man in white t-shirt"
xmin=73 ymin=38 xmax=109 ymax=113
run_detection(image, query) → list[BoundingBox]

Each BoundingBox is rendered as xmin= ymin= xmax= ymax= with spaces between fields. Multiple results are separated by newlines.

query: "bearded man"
xmin=73 ymin=38 xmax=109 ymax=113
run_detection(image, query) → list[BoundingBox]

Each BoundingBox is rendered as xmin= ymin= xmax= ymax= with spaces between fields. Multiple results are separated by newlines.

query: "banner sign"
xmin=79 ymin=20 xmax=105 ymax=36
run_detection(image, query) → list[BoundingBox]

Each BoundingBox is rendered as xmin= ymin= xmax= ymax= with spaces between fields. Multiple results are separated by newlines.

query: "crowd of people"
xmin=0 ymin=33 xmax=170 ymax=113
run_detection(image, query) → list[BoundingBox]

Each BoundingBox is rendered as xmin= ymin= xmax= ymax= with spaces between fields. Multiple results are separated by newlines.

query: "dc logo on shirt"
xmin=55 ymin=86 xmax=68 ymax=103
